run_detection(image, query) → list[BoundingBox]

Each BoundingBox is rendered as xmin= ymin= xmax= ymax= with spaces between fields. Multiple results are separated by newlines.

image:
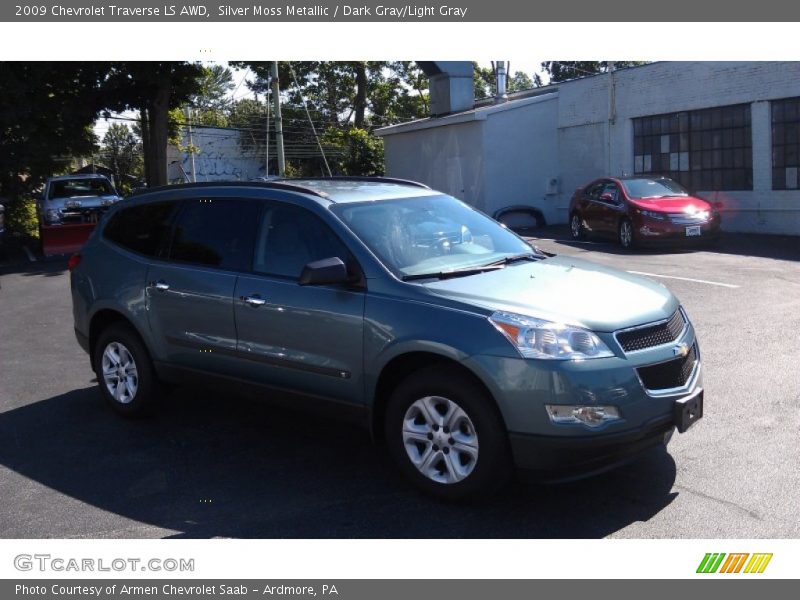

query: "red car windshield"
xmin=622 ymin=178 xmax=689 ymax=199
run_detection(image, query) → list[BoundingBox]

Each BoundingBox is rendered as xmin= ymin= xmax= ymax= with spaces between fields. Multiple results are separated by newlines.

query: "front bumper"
xmin=634 ymin=216 xmax=721 ymax=245
xmin=509 ymin=415 xmax=674 ymax=481
xmin=463 ymin=320 xmax=702 ymax=480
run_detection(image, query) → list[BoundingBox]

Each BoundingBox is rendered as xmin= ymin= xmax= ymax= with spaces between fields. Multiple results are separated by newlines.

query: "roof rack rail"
xmin=129 ymin=180 xmax=331 ymax=199
xmin=295 ymin=176 xmax=431 ymax=189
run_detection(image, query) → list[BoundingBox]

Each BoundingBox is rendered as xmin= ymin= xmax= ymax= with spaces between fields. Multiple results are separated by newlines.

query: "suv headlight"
xmin=640 ymin=209 xmax=666 ymax=220
xmin=489 ymin=311 xmax=614 ymax=360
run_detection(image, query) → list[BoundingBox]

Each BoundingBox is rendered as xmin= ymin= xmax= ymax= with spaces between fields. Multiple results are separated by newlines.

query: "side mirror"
xmin=299 ymin=256 xmax=349 ymax=286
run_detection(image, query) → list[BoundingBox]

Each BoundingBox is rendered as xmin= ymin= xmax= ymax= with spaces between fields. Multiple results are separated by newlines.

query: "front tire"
xmin=385 ymin=366 xmax=512 ymax=501
xmin=619 ymin=218 xmax=635 ymax=250
xmin=570 ymin=212 xmax=585 ymax=240
xmin=93 ymin=323 xmax=160 ymax=417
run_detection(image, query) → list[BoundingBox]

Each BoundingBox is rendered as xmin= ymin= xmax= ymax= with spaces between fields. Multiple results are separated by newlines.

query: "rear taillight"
xmin=67 ymin=253 xmax=82 ymax=272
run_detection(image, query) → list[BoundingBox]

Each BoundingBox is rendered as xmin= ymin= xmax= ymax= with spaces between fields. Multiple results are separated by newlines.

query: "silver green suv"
xmin=70 ymin=178 xmax=703 ymax=500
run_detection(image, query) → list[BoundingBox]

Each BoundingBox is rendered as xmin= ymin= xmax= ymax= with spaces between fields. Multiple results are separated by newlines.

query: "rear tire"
xmin=618 ymin=218 xmax=635 ymax=250
xmin=385 ymin=365 xmax=512 ymax=501
xmin=570 ymin=212 xmax=585 ymax=240
xmin=93 ymin=323 xmax=160 ymax=417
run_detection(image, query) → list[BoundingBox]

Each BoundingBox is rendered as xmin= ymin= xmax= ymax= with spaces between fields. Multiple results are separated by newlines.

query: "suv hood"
xmin=423 ymin=255 xmax=677 ymax=332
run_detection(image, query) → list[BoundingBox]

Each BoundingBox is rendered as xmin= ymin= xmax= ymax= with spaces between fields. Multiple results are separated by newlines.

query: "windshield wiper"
xmin=483 ymin=252 xmax=544 ymax=267
xmin=401 ymin=264 xmax=507 ymax=282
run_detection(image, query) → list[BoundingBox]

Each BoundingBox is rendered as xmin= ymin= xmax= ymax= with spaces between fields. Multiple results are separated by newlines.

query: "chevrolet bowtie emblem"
xmin=673 ymin=343 xmax=690 ymax=358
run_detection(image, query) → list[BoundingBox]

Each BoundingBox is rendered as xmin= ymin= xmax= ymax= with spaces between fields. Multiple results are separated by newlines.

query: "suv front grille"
xmin=636 ymin=345 xmax=697 ymax=391
xmin=616 ymin=309 xmax=685 ymax=353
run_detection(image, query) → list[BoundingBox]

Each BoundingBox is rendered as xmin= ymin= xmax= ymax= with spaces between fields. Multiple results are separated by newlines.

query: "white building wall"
xmin=482 ymin=95 xmax=560 ymax=222
xmin=382 ymin=120 xmax=486 ymax=209
xmin=381 ymin=62 xmax=800 ymax=235
xmin=167 ymin=127 xmax=265 ymax=183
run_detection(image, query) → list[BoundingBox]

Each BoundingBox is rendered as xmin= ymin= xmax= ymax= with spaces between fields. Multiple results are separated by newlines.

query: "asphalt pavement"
xmin=1 ymin=229 xmax=798 ymax=538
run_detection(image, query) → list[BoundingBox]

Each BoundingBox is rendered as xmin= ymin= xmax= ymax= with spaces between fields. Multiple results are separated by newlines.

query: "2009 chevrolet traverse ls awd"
xmin=70 ymin=178 xmax=703 ymax=500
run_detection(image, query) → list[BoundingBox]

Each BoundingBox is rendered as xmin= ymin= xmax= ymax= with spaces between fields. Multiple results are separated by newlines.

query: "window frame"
xmin=632 ymin=103 xmax=753 ymax=192
xmin=771 ymin=96 xmax=800 ymax=191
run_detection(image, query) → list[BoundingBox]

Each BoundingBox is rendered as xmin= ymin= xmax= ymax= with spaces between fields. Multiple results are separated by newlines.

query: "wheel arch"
xmin=369 ymin=350 xmax=506 ymax=445
xmin=88 ymin=308 xmax=148 ymax=371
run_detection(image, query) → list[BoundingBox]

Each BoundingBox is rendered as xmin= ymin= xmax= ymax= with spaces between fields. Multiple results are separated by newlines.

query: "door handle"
xmin=243 ymin=294 xmax=267 ymax=307
xmin=150 ymin=280 xmax=170 ymax=292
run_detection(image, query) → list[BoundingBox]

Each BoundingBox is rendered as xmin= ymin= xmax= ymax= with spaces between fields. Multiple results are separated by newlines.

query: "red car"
xmin=569 ymin=176 xmax=721 ymax=249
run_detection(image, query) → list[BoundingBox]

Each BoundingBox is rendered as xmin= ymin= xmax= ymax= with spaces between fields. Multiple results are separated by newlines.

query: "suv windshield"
xmin=49 ymin=178 xmax=114 ymax=200
xmin=331 ymin=194 xmax=536 ymax=278
xmin=621 ymin=178 xmax=689 ymax=199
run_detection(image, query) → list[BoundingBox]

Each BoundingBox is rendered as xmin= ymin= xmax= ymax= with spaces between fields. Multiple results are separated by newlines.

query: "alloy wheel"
xmin=570 ymin=214 xmax=582 ymax=238
xmin=101 ymin=341 xmax=139 ymax=404
xmin=402 ymin=395 xmax=479 ymax=484
xmin=620 ymin=220 xmax=633 ymax=248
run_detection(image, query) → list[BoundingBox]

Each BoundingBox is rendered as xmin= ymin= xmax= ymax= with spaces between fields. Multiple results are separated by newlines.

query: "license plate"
xmin=685 ymin=225 xmax=701 ymax=237
xmin=674 ymin=389 xmax=703 ymax=433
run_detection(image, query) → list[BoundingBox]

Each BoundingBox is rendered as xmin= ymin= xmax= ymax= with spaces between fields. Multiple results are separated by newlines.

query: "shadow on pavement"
xmin=0 ymin=383 xmax=677 ymax=538
xmin=526 ymin=226 xmax=800 ymax=262
xmin=0 ymin=256 xmax=68 ymax=278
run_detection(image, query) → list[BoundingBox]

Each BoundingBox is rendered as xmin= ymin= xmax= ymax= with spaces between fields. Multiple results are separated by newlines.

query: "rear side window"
xmin=104 ymin=202 xmax=175 ymax=257
xmin=168 ymin=198 xmax=260 ymax=271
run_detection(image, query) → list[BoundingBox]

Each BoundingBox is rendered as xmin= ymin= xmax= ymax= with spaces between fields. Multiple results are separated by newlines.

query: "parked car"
xmin=569 ymin=176 xmax=721 ymax=249
xmin=70 ymin=178 xmax=703 ymax=500
xmin=36 ymin=174 xmax=124 ymax=257
xmin=38 ymin=174 xmax=123 ymax=227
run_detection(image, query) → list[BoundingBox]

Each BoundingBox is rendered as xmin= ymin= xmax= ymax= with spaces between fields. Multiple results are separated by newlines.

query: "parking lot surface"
xmin=1 ymin=229 xmax=799 ymax=538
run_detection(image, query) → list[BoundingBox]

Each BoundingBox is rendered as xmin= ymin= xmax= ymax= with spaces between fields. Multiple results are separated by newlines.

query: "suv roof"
xmin=131 ymin=177 xmax=436 ymax=204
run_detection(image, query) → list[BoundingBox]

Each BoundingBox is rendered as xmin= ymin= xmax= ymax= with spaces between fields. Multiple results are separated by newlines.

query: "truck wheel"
xmin=93 ymin=323 xmax=160 ymax=417
xmin=385 ymin=365 xmax=512 ymax=501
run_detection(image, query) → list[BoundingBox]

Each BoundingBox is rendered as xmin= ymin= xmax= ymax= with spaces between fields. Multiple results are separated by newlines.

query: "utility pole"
xmin=265 ymin=88 xmax=271 ymax=176
xmin=271 ymin=61 xmax=286 ymax=177
xmin=185 ymin=106 xmax=197 ymax=183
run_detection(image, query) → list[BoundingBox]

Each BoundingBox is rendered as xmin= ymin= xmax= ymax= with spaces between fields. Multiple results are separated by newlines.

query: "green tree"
xmin=102 ymin=62 xmax=204 ymax=187
xmin=187 ymin=64 xmax=234 ymax=127
xmin=101 ymin=123 xmax=143 ymax=194
xmin=541 ymin=61 xmax=647 ymax=83
xmin=0 ymin=62 xmax=110 ymax=199
xmin=321 ymin=128 xmax=384 ymax=176
xmin=473 ymin=63 xmax=496 ymax=98
xmin=508 ymin=71 xmax=535 ymax=92
xmin=226 ymin=61 xmax=428 ymax=175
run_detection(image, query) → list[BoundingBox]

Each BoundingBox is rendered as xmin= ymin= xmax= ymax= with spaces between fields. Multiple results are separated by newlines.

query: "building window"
xmin=772 ymin=97 xmax=800 ymax=190
xmin=633 ymin=104 xmax=752 ymax=191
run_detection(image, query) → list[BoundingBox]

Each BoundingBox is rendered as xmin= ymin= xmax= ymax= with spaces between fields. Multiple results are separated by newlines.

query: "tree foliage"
xmin=0 ymin=62 xmax=109 ymax=198
xmin=221 ymin=61 xmax=428 ymax=175
xmin=101 ymin=123 xmax=143 ymax=194
xmin=541 ymin=61 xmax=647 ymax=83
xmin=102 ymin=62 xmax=204 ymax=187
